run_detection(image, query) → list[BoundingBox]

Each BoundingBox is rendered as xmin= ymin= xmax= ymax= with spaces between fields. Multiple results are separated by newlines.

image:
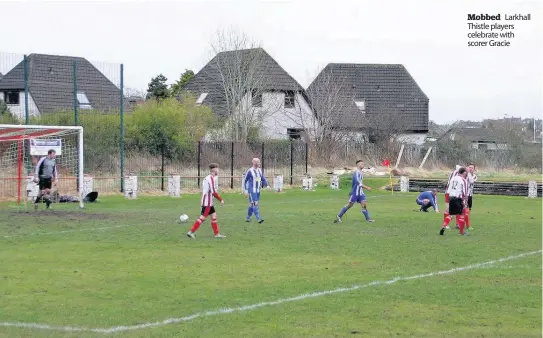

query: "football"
xmin=179 ymin=214 xmax=189 ymax=223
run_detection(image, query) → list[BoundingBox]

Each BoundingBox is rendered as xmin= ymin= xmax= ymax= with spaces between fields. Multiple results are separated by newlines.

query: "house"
xmin=441 ymin=127 xmax=509 ymax=150
xmin=306 ymin=63 xmax=429 ymax=145
xmin=183 ymin=48 xmax=314 ymax=140
xmin=0 ymin=53 xmax=120 ymax=119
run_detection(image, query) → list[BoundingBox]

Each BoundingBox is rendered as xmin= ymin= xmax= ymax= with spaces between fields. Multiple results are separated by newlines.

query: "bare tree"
xmin=282 ymin=66 xmax=359 ymax=164
xmin=361 ymin=104 xmax=421 ymax=166
xmin=124 ymin=87 xmax=147 ymax=99
xmin=209 ymin=28 xmax=283 ymax=142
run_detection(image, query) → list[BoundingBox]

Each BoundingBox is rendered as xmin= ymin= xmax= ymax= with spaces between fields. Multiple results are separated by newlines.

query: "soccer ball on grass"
xmin=179 ymin=214 xmax=189 ymax=223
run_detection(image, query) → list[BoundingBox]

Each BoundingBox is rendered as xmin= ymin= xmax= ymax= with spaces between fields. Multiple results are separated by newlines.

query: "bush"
xmin=126 ymin=95 xmax=214 ymax=161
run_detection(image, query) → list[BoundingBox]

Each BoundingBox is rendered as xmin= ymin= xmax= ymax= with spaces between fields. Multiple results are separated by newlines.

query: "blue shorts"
xmin=349 ymin=194 xmax=366 ymax=203
xmin=248 ymin=192 xmax=260 ymax=203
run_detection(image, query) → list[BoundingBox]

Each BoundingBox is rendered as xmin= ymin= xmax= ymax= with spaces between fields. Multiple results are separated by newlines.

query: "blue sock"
xmin=254 ymin=205 xmax=261 ymax=220
xmin=247 ymin=206 xmax=253 ymax=220
xmin=338 ymin=206 xmax=349 ymax=218
xmin=362 ymin=208 xmax=370 ymax=221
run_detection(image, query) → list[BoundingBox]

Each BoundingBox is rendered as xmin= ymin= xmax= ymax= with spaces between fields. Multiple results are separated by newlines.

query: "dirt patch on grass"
xmin=6 ymin=210 xmax=108 ymax=220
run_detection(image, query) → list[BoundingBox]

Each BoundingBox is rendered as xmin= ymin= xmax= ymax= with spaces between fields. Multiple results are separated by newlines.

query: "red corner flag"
xmin=382 ymin=159 xmax=390 ymax=167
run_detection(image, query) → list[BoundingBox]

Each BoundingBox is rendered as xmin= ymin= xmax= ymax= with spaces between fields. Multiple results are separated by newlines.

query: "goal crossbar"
xmin=0 ymin=124 xmax=85 ymax=208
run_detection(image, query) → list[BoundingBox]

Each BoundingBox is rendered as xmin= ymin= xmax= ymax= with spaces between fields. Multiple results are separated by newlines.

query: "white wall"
xmin=396 ymin=133 xmax=428 ymax=145
xmin=205 ymin=91 xmax=316 ymax=141
xmin=1 ymin=91 xmax=40 ymax=119
xmin=258 ymin=92 xmax=315 ymax=140
xmin=471 ymin=142 xmax=509 ymax=150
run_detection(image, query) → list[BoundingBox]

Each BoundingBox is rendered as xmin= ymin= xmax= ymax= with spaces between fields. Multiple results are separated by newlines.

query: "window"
xmin=284 ymin=91 xmax=295 ymax=108
xmin=287 ymin=128 xmax=304 ymax=140
xmin=5 ymin=91 xmax=19 ymax=105
xmin=252 ymin=90 xmax=262 ymax=107
xmin=196 ymin=92 xmax=208 ymax=105
xmin=77 ymin=92 xmax=92 ymax=110
xmin=355 ymin=100 xmax=365 ymax=112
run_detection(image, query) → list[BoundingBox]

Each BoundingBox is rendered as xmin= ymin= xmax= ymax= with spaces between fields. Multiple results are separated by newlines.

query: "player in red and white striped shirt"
xmin=440 ymin=167 xmax=469 ymax=236
xmin=443 ymin=165 xmax=461 ymax=228
xmin=464 ymin=163 xmax=477 ymax=230
xmin=187 ymin=163 xmax=226 ymax=239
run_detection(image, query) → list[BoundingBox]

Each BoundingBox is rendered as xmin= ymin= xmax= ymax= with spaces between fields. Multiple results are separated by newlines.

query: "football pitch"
xmin=1 ymin=178 xmax=541 ymax=337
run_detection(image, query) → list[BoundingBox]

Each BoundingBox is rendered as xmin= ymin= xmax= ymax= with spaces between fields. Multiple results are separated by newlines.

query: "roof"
xmin=443 ymin=127 xmax=507 ymax=143
xmin=306 ymin=63 xmax=429 ymax=132
xmin=0 ymin=54 xmax=120 ymax=114
xmin=184 ymin=48 xmax=305 ymax=116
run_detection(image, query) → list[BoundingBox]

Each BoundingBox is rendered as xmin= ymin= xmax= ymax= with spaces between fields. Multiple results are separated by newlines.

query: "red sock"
xmin=457 ymin=215 xmax=465 ymax=235
xmin=464 ymin=209 xmax=471 ymax=229
xmin=442 ymin=214 xmax=452 ymax=227
xmin=443 ymin=211 xmax=449 ymax=223
xmin=190 ymin=218 xmax=204 ymax=233
xmin=211 ymin=217 xmax=219 ymax=235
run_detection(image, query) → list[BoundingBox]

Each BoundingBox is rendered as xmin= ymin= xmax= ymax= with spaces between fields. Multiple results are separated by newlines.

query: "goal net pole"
xmin=0 ymin=124 xmax=84 ymax=208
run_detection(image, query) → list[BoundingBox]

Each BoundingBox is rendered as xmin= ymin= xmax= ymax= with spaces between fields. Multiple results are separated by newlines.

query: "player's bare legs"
xmin=361 ymin=200 xmax=375 ymax=222
xmin=334 ymin=201 xmax=355 ymax=223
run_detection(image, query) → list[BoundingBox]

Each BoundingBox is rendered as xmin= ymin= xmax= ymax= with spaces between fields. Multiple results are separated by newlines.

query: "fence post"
xmin=23 ymin=55 xmax=29 ymax=124
xmin=305 ymin=142 xmax=308 ymax=174
xmin=400 ymin=176 xmax=409 ymax=192
xmin=73 ymin=60 xmax=78 ymax=126
xmin=261 ymin=142 xmax=265 ymax=175
xmin=161 ymin=144 xmax=165 ymax=191
xmin=528 ymin=181 xmax=537 ymax=198
xmin=120 ymin=64 xmax=125 ymax=193
xmin=197 ymin=141 xmax=201 ymax=187
xmin=230 ymin=141 xmax=234 ymax=189
xmin=290 ymin=141 xmax=294 ymax=185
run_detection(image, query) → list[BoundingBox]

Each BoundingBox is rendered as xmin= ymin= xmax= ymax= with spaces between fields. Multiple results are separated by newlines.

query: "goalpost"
xmin=0 ymin=124 xmax=84 ymax=208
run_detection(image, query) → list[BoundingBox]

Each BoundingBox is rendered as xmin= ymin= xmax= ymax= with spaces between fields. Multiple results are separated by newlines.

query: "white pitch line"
xmin=0 ymin=249 xmax=540 ymax=334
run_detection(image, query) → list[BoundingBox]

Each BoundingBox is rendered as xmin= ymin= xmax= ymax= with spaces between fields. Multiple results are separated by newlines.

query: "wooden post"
xmin=419 ymin=146 xmax=433 ymax=169
xmin=394 ymin=144 xmax=405 ymax=169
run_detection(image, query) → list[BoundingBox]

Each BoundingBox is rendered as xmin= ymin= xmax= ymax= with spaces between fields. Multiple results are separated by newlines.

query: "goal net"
xmin=0 ymin=124 xmax=84 ymax=208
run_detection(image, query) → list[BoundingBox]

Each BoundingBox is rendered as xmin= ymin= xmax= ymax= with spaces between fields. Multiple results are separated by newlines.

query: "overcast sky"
xmin=0 ymin=0 xmax=541 ymax=124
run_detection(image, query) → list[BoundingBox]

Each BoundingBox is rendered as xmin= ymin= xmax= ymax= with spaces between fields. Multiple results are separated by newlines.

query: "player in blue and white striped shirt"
xmin=334 ymin=159 xmax=375 ymax=223
xmin=243 ymin=158 xmax=269 ymax=223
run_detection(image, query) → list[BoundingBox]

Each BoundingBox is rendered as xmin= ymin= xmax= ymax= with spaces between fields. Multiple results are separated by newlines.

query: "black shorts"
xmin=39 ymin=178 xmax=52 ymax=190
xmin=467 ymin=196 xmax=473 ymax=210
xmin=200 ymin=206 xmax=216 ymax=216
xmin=448 ymin=197 xmax=464 ymax=215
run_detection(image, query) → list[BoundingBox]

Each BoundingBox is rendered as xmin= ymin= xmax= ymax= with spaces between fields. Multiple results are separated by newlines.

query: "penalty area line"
xmin=0 ymin=249 xmax=541 ymax=334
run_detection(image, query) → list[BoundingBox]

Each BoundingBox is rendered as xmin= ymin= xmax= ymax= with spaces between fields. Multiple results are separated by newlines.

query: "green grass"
xmin=0 ymin=181 xmax=541 ymax=338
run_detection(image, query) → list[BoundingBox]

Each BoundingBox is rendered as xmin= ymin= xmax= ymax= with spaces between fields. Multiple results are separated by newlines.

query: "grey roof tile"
xmin=0 ymin=53 xmax=120 ymax=114
xmin=184 ymin=48 xmax=304 ymax=116
xmin=306 ymin=63 xmax=429 ymax=132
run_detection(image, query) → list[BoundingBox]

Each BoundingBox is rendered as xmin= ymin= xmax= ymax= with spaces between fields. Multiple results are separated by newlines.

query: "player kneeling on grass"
xmin=33 ymin=149 xmax=58 ymax=210
xmin=440 ymin=167 xmax=468 ymax=236
xmin=416 ymin=189 xmax=439 ymax=213
xmin=187 ymin=163 xmax=226 ymax=239
xmin=334 ymin=159 xmax=375 ymax=223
